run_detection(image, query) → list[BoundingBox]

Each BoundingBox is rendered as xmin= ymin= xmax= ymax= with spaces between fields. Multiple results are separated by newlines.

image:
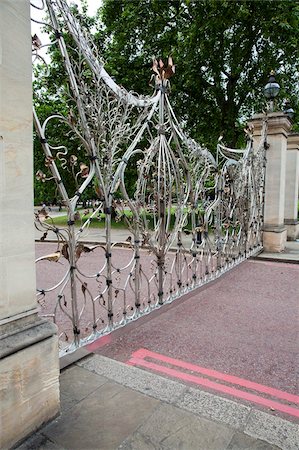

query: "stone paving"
xmin=17 ymin=355 xmax=299 ymax=450
xmin=256 ymin=240 xmax=299 ymax=264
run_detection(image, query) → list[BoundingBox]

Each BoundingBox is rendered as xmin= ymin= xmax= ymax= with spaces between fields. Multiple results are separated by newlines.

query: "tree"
xmin=99 ymin=0 xmax=299 ymax=148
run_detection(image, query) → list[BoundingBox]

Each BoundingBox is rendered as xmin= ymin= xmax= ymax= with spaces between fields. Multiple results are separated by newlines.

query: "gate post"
xmin=249 ymin=112 xmax=291 ymax=252
xmin=284 ymin=133 xmax=299 ymax=240
xmin=0 ymin=2 xmax=60 ymax=448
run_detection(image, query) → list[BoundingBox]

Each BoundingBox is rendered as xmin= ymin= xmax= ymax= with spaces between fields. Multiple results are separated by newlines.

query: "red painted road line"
xmin=128 ymin=357 xmax=299 ymax=419
xmin=86 ymin=334 xmax=112 ymax=351
xmin=131 ymin=348 xmax=299 ymax=405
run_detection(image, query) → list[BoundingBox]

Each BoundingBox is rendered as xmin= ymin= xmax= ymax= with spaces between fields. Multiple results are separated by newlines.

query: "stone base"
xmin=263 ymin=228 xmax=287 ymax=252
xmin=285 ymin=221 xmax=299 ymax=241
xmin=0 ymin=317 xmax=60 ymax=449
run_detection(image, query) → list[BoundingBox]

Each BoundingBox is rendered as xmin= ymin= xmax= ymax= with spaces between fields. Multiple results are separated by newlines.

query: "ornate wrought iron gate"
xmin=32 ymin=0 xmax=268 ymax=355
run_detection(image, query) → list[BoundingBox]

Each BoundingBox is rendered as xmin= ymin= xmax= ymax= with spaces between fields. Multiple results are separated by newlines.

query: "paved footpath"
xmin=18 ymin=254 xmax=299 ymax=449
xmin=17 ymin=353 xmax=298 ymax=450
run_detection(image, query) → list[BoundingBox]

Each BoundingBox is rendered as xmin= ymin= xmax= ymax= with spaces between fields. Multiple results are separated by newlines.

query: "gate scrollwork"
xmin=32 ymin=0 xmax=267 ymax=355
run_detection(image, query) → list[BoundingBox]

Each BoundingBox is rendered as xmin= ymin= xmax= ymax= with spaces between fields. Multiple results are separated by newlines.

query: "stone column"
xmin=249 ymin=112 xmax=291 ymax=252
xmin=284 ymin=133 xmax=299 ymax=240
xmin=0 ymin=2 xmax=60 ymax=448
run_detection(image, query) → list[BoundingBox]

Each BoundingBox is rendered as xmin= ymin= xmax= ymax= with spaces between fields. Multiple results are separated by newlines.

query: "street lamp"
xmin=264 ymin=70 xmax=280 ymax=112
xmin=283 ymin=99 xmax=295 ymax=121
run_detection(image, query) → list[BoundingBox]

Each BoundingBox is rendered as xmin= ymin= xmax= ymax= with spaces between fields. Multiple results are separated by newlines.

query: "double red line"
xmin=127 ymin=348 xmax=299 ymax=418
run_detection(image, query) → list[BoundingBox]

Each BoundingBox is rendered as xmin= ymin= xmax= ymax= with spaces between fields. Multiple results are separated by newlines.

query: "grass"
xmin=45 ymin=208 xmax=193 ymax=230
xmin=46 ymin=213 xmax=129 ymax=229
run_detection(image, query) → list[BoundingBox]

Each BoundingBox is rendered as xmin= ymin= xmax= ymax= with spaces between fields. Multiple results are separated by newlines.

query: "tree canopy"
xmin=99 ymin=0 xmax=299 ymax=147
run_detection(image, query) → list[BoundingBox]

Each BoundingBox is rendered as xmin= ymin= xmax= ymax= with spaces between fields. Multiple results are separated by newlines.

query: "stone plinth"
xmin=285 ymin=133 xmax=299 ymax=240
xmin=262 ymin=226 xmax=287 ymax=253
xmin=249 ymin=113 xmax=291 ymax=252
xmin=0 ymin=318 xmax=59 ymax=449
xmin=0 ymin=2 xmax=60 ymax=447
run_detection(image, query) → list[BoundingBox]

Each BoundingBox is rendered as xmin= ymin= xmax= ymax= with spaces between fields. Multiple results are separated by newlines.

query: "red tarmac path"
xmin=87 ymin=258 xmax=299 ymax=422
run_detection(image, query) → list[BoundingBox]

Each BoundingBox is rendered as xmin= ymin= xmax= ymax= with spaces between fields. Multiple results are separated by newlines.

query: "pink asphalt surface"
xmin=36 ymin=243 xmax=299 ymax=420
xmin=91 ymin=257 xmax=299 ymax=421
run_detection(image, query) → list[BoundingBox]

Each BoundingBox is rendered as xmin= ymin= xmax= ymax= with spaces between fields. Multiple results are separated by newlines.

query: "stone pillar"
xmin=0 ymin=2 xmax=60 ymax=448
xmin=284 ymin=133 xmax=299 ymax=240
xmin=250 ymin=112 xmax=291 ymax=252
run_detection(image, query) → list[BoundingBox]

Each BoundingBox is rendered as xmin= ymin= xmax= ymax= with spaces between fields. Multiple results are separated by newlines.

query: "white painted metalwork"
xmin=32 ymin=0 xmax=268 ymax=355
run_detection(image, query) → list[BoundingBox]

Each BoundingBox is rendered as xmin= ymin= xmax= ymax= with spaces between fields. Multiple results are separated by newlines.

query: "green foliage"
xmin=46 ymin=212 xmax=128 ymax=229
xmin=100 ymin=0 xmax=299 ymax=147
xmin=33 ymin=86 xmax=95 ymax=204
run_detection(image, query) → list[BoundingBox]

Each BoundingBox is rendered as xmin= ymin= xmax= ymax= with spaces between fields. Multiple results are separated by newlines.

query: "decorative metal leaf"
xmin=79 ymin=163 xmax=89 ymax=178
xmin=75 ymin=244 xmax=84 ymax=260
xmin=36 ymin=169 xmax=46 ymax=182
xmin=70 ymin=154 xmax=78 ymax=165
xmin=32 ymin=33 xmax=42 ymax=49
xmin=68 ymin=108 xmax=76 ymax=126
xmin=82 ymin=244 xmax=101 ymax=253
xmin=36 ymin=251 xmax=61 ymax=263
xmin=81 ymin=282 xmax=87 ymax=294
xmin=45 ymin=156 xmax=54 ymax=167
xmin=152 ymin=58 xmax=160 ymax=76
xmin=62 ymin=243 xmax=69 ymax=260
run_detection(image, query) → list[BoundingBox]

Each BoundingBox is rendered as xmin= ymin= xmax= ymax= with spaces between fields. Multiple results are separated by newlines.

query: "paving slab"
xmin=255 ymin=240 xmax=299 ymax=263
xmin=59 ymin=365 xmax=107 ymax=402
xmin=226 ymin=432 xmax=281 ymax=450
xmin=16 ymin=433 xmax=65 ymax=450
xmin=17 ymin=355 xmax=299 ymax=450
xmin=42 ymin=371 xmax=159 ymax=450
xmin=119 ymin=403 xmax=234 ymax=450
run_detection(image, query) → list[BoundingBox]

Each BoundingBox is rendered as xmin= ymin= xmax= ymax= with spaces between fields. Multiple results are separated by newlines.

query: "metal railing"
xmin=32 ymin=0 xmax=268 ymax=355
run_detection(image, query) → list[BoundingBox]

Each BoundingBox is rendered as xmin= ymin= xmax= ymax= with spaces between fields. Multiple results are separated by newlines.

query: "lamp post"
xmin=264 ymin=70 xmax=280 ymax=112
xmin=283 ymin=99 xmax=295 ymax=121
